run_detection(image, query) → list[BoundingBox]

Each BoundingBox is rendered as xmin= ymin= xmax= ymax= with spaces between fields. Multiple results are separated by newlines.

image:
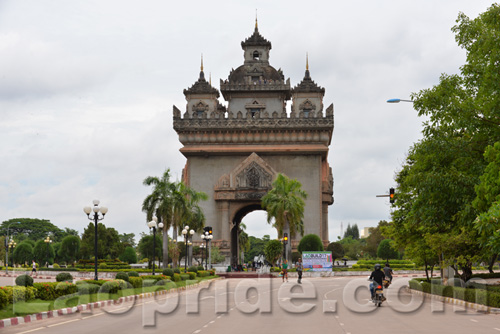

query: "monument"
xmin=173 ymin=20 xmax=334 ymax=265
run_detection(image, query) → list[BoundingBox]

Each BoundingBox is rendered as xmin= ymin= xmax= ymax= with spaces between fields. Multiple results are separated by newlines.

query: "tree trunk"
xmin=488 ymin=254 xmax=497 ymax=273
xmin=424 ymin=259 xmax=430 ymax=282
xmin=172 ymin=226 xmax=178 ymax=268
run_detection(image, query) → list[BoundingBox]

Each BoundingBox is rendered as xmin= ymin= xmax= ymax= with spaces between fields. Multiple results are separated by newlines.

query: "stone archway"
xmin=230 ymin=204 xmax=263 ymax=267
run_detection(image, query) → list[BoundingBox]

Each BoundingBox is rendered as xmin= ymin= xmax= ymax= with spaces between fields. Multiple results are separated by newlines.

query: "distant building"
xmin=360 ymin=227 xmax=372 ymax=238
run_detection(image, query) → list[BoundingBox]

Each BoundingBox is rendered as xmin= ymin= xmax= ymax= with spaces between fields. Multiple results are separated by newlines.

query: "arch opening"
xmin=230 ymin=204 xmax=277 ymax=268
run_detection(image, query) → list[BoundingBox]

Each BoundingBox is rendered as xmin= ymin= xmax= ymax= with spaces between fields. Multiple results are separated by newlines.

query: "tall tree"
xmin=261 ymin=173 xmax=307 ymax=238
xmin=80 ymin=223 xmax=122 ymax=260
xmin=264 ymin=239 xmax=283 ymax=266
xmin=13 ymin=242 xmax=33 ymax=265
xmin=33 ymin=239 xmax=55 ymax=266
xmin=0 ymin=219 xmax=64 ymax=242
xmin=143 ymin=169 xmax=175 ymax=269
xmin=58 ymin=235 xmax=81 ymax=266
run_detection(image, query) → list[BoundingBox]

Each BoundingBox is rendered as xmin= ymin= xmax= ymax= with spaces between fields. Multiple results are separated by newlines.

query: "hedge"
xmin=34 ymin=282 xmax=78 ymax=300
xmin=408 ymin=279 xmax=500 ymax=308
xmin=180 ymin=274 xmax=190 ymax=281
xmin=1 ymin=286 xmax=37 ymax=303
xmin=0 ymin=289 xmax=8 ymax=310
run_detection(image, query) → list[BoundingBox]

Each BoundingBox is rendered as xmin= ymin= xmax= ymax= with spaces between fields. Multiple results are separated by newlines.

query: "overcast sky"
xmin=0 ymin=1 xmax=495 ymax=244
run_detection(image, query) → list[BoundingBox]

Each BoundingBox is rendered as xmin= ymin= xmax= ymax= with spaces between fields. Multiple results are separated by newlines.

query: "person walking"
xmin=282 ymin=259 xmax=288 ymax=282
xmin=30 ymin=260 xmax=37 ymax=278
xmin=297 ymin=258 xmax=303 ymax=284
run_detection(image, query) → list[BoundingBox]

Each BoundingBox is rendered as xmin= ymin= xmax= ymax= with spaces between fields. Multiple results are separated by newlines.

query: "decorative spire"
xmin=292 ymin=54 xmax=325 ymax=95
xmin=199 ymin=54 xmax=205 ymax=80
xmin=305 ymin=53 xmax=310 ymax=79
xmin=209 ymin=72 xmax=211 ymax=86
xmin=255 ymin=9 xmax=258 ymax=30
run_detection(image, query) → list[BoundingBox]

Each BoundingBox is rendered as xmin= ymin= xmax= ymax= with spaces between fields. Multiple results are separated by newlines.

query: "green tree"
xmin=297 ymin=234 xmax=324 ymax=253
xmin=389 ymin=4 xmax=500 ymax=282
xmin=13 ymin=242 xmax=33 ymax=265
xmin=264 ymin=239 xmax=283 ymax=266
xmin=143 ymin=169 xmax=175 ymax=269
xmin=119 ymin=246 xmax=138 ymax=264
xmin=473 ymin=142 xmax=500 ymax=272
xmin=119 ymin=233 xmax=136 ymax=248
xmin=80 ymin=223 xmax=123 ymax=260
xmin=245 ymin=236 xmax=268 ymax=263
xmin=0 ymin=219 xmax=65 ymax=242
xmin=59 ymin=235 xmax=81 ymax=266
xmin=377 ymin=239 xmax=399 ymax=261
xmin=363 ymin=221 xmax=390 ymax=258
xmin=238 ymin=223 xmax=250 ymax=264
xmin=326 ymin=242 xmax=344 ymax=262
xmin=33 ymin=240 xmax=55 ymax=266
xmin=343 ymin=223 xmax=359 ymax=240
xmin=137 ymin=234 xmax=162 ymax=269
xmin=261 ymin=173 xmax=307 ymax=240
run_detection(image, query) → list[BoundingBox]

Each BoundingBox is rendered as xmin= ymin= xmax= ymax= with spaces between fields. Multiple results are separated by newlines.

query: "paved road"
xmin=3 ymin=276 xmax=500 ymax=334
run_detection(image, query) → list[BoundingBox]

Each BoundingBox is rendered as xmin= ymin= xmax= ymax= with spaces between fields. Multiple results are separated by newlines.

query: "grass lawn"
xmin=0 ymin=275 xmax=217 ymax=320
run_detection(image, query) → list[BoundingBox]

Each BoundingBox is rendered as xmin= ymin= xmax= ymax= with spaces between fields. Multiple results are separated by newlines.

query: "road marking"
xmin=17 ymin=328 xmax=44 ymax=334
xmin=47 ymin=319 xmax=81 ymax=327
xmin=81 ymin=313 xmax=104 ymax=320
xmin=193 ymin=330 xmax=201 ymax=333
xmin=209 ymin=320 xmax=215 ymax=324
xmin=494 ymin=328 xmax=500 ymax=331
xmin=470 ymin=319 xmax=478 ymax=323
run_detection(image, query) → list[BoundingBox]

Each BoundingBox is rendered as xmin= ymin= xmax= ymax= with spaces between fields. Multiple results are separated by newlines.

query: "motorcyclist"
xmin=369 ymin=264 xmax=386 ymax=300
xmin=383 ymin=263 xmax=393 ymax=283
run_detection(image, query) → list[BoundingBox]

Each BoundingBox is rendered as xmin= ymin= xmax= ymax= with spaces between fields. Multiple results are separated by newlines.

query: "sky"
xmin=0 ymin=0 xmax=495 ymax=244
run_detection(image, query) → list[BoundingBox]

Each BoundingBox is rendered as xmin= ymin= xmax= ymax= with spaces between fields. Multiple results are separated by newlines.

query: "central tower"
xmin=173 ymin=21 xmax=334 ymax=265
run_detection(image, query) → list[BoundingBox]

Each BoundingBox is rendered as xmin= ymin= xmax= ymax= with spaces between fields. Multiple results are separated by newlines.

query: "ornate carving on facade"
xmin=299 ymin=99 xmax=316 ymax=112
xmin=214 ymin=153 xmax=277 ymax=202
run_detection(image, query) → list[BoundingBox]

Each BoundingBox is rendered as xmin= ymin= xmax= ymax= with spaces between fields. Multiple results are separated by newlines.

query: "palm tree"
xmin=238 ymin=223 xmax=250 ymax=264
xmin=261 ymin=173 xmax=307 ymax=261
xmin=142 ymin=169 xmax=174 ymax=269
xmin=170 ymin=180 xmax=208 ymax=267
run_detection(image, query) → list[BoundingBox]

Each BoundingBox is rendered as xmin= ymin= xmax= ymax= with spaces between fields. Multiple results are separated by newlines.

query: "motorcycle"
xmin=374 ymin=284 xmax=385 ymax=306
xmin=383 ymin=279 xmax=391 ymax=289
xmin=370 ymin=281 xmax=386 ymax=307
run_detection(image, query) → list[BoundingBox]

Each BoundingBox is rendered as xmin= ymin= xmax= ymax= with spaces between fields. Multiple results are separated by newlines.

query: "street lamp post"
xmin=83 ymin=200 xmax=108 ymax=281
xmin=199 ymin=242 xmax=206 ymax=269
xmin=5 ymin=221 xmax=20 ymax=274
xmin=7 ymin=239 xmax=16 ymax=270
xmin=201 ymin=231 xmax=213 ymax=270
xmin=182 ymin=225 xmax=194 ymax=272
xmin=147 ymin=217 xmax=163 ymax=275
xmin=44 ymin=236 xmax=52 ymax=268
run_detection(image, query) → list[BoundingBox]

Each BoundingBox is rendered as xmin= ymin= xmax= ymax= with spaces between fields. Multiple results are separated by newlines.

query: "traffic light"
xmin=204 ymin=226 xmax=212 ymax=235
xmin=283 ymin=233 xmax=288 ymax=244
xmin=389 ymin=188 xmax=395 ymax=203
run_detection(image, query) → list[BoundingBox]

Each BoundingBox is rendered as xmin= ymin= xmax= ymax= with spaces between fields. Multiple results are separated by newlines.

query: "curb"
xmin=406 ymin=287 xmax=500 ymax=314
xmin=0 ymin=277 xmax=221 ymax=329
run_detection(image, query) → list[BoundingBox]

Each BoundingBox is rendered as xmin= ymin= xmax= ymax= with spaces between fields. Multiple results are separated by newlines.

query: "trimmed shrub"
xmin=52 ymin=263 xmax=61 ymax=269
xmin=56 ymin=272 xmax=74 ymax=283
xmin=129 ymin=277 xmax=143 ymax=289
xmin=2 ymin=286 xmax=37 ymax=303
xmin=297 ymin=234 xmax=324 ymax=253
xmin=16 ymin=274 xmax=34 ymax=287
xmin=186 ymin=272 xmax=196 ymax=280
xmin=115 ymin=272 xmax=129 ymax=282
xmin=187 ymin=266 xmax=198 ymax=274
xmin=76 ymin=282 xmax=100 ymax=295
xmin=197 ymin=265 xmax=204 ymax=271
xmin=34 ymin=282 xmax=78 ymax=300
xmin=173 ymin=268 xmax=181 ymax=274
xmin=163 ymin=268 xmax=174 ymax=277
xmin=0 ymin=288 xmax=8 ymax=309
xmin=128 ymin=271 xmax=139 ymax=277
xmin=99 ymin=279 xmax=127 ymax=294
xmin=180 ymin=274 xmax=190 ymax=281
xmin=197 ymin=270 xmax=209 ymax=277
xmin=209 ymin=269 xmax=216 ymax=276
xmin=98 ymin=263 xmax=108 ymax=269
xmin=173 ymin=273 xmax=181 ymax=282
